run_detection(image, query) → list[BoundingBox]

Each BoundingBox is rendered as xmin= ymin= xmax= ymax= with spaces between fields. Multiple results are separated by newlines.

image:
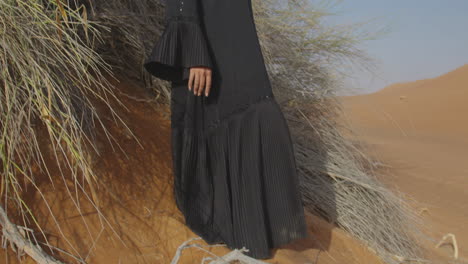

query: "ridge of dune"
xmin=375 ymin=63 xmax=468 ymax=96
xmin=377 ymin=79 xmax=432 ymax=96
xmin=382 ymin=63 xmax=468 ymax=95
xmin=341 ymin=63 xmax=468 ymax=142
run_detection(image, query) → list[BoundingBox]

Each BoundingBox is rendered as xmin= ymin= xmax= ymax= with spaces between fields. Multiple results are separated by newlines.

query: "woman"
xmin=144 ymin=0 xmax=308 ymax=259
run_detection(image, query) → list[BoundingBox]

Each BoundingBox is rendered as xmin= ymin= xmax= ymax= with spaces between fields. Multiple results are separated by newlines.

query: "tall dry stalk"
xmin=0 ymin=0 xmax=131 ymax=260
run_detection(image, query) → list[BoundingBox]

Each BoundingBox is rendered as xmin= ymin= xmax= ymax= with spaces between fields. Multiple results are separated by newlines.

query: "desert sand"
xmin=0 ymin=76 xmax=383 ymax=264
xmin=3 ymin=64 xmax=467 ymax=263
xmin=339 ymin=64 xmax=468 ymax=263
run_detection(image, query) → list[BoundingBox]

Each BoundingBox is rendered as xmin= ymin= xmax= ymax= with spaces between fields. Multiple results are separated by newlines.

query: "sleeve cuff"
xmin=144 ymin=19 xmax=213 ymax=82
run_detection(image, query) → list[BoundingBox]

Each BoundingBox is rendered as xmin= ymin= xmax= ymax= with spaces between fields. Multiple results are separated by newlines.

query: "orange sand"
xmin=339 ymin=64 xmax=468 ymax=263
xmin=0 ymin=76 xmax=383 ymax=263
xmin=4 ymin=63 xmax=467 ymax=263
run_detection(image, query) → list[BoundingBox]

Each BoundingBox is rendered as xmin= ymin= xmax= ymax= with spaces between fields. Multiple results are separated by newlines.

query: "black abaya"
xmin=144 ymin=0 xmax=309 ymax=259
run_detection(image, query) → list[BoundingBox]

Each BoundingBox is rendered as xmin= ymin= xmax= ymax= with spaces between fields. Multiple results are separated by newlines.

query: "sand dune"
xmin=3 ymin=64 xmax=467 ymax=263
xmin=339 ymin=64 xmax=468 ymax=263
xmin=0 ymin=77 xmax=384 ymax=264
xmin=342 ymin=64 xmax=468 ymax=141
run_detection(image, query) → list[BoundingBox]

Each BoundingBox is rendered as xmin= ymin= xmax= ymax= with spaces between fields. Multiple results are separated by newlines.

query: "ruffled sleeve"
xmin=144 ymin=0 xmax=213 ymax=82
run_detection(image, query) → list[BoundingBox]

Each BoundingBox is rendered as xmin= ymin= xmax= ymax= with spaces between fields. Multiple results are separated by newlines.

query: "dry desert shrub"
xmin=0 ymin=0 xmax=427 ymax=263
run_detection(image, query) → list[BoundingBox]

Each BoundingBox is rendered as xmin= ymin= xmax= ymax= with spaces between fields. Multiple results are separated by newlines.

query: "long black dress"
xmin=144 ymin=0 xmax=308 ymax=259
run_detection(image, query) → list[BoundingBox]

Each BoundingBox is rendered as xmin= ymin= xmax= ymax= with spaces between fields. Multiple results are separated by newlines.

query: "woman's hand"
xmin=188 ymin=66 xmax=212 ymax=97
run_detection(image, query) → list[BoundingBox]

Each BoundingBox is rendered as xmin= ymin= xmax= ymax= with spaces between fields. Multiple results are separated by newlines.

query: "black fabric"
xmin=145 ymin=0 xmax=309 ymax=259
xmin=144 ymin=1 xmax=213 ymax=82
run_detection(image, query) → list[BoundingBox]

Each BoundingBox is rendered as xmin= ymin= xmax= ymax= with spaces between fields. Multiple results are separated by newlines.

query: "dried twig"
xmin=0 ymin=205 xmax=65 ymax=264
xmin=435 ymin=233 xmax=458 ymax=260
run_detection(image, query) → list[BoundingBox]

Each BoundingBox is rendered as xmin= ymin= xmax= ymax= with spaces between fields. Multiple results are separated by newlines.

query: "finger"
xmin=198 ymin=71 xmax=206 ymax=96
xmin=205 ymin=71 xmax=212 ymax=97
xmin=188 ymin=69 xmax=194 ymax=91
xmin=193 ymin=71 xmax=200 ymax=95
xmin=192 ymin=71 xmax=197 ymax=94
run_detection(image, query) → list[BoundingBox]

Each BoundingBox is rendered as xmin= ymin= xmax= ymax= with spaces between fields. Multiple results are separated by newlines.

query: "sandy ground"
xmin=339 ymin=64 xmax=468 ymax=263
xmin=2 ymin=63 xmax=467 ymax=263
xmin=0 ymin=77 xmax=383 ymax=264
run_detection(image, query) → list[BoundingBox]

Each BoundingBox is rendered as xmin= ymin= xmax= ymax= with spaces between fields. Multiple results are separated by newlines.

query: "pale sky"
xmin=321 ymin=0 xmax=468 ymax=95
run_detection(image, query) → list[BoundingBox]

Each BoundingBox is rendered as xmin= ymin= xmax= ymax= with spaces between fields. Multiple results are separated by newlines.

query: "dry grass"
xmin=0 ymin=0 xmax=428 ymax=263
xmin=0 ymin=1 xmax=132 ymax=258
xmin=253 ymin=0 xmax=426 ymax=263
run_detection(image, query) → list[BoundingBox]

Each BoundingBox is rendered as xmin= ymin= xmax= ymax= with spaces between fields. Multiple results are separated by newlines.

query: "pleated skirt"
xmin=170 ymin=82 xmax=309 ymax=259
